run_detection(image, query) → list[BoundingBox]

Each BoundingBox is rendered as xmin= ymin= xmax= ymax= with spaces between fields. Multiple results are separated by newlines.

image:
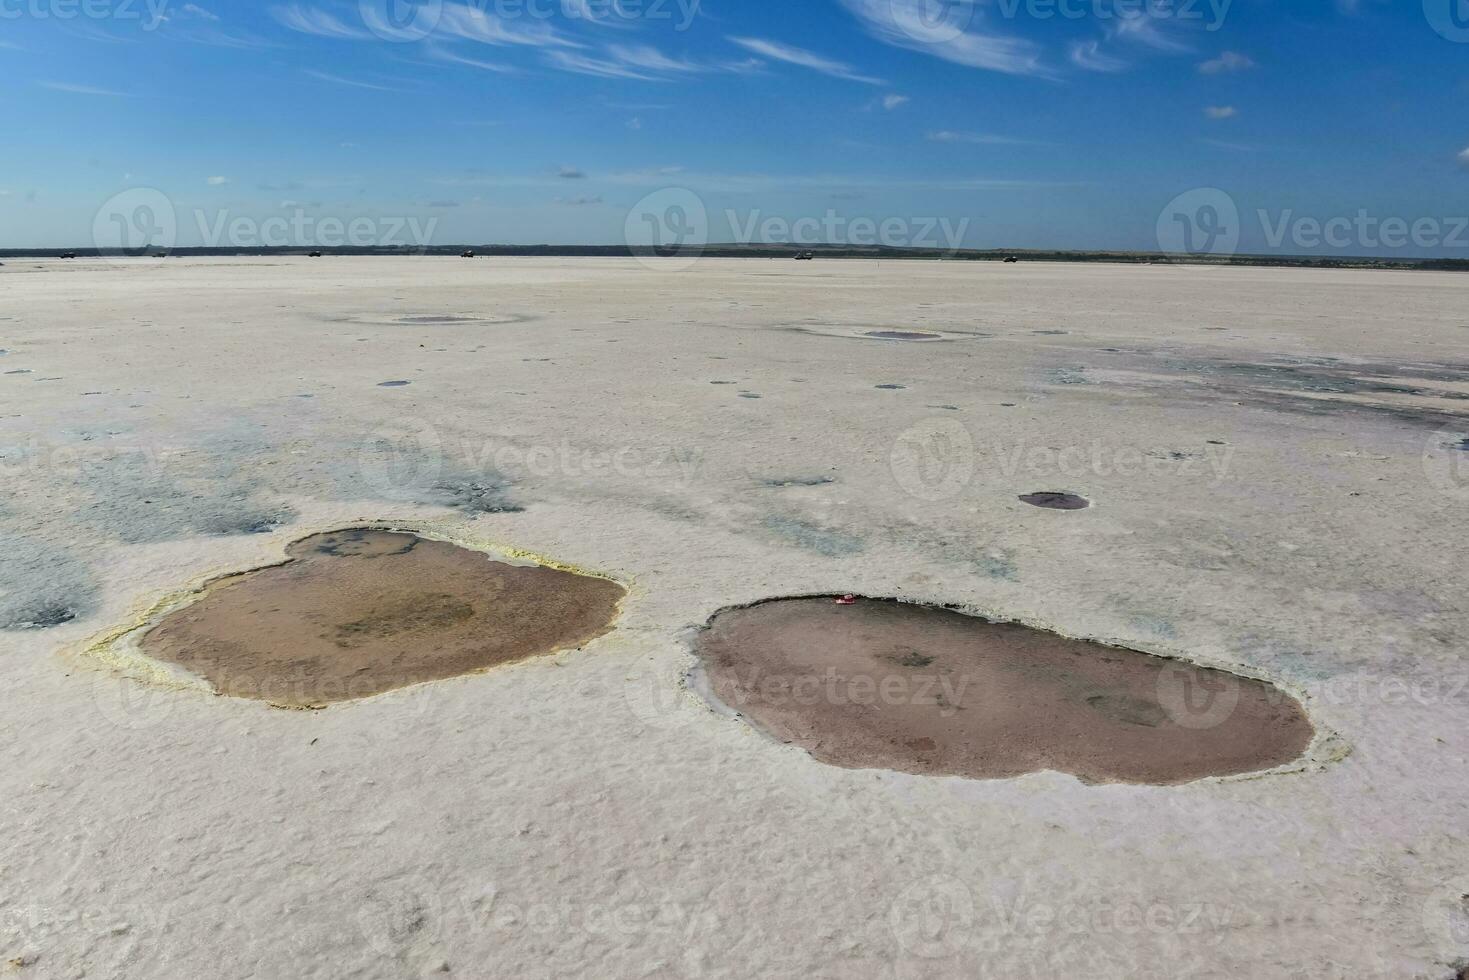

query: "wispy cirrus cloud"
xmin=426 ymin=46 xmax=517 ymax=73
xmin=1199 ymin=50 xmax=1254 ymax=74
xmin=594 ymin=43 xmax=763 ymax=77
xmin=38 ymin=80 xmax=129 ymax=96
xmin=302 ymin=69 xmax=397 ymax=91
xmin=605 ymin=43 xmax=705 ymax=73
xmin=1066 ymin=8 xmax=1199 ymax=75
xmin=1069 ymin=39 xmax=1128 ymax=73
xmin=543 ymin=49 xmax=659 ymax=80
xmin=1205 ymin=105 xmax=1238 ymax=119
xmin=271 ymin=3 xmax=731 ymax=83
xmin=836 ymin=0 xmax=1046 ymax=77
xmin=163 ymin=5 xmax=275 ymax=51
xmin=727 ymin=35 xmax=883 ymax=85
xmin=1112 ymin=11 xmax=1194 ymax=53
xmin=927 ymin=130 xmax=1043 ymax=146
xmin=270 ymin=4 xmax=374 ymax=40
xmin=435 ymin=3 xmax=580 ymax=48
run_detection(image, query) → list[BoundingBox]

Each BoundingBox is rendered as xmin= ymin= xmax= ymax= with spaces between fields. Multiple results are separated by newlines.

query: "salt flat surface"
xmin=2 ymin=257 xmax=1466 ymax=979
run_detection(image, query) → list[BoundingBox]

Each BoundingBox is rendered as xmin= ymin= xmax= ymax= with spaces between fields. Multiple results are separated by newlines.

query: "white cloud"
xmin=181 ymin=3 xmax=219 ymax=20
xmin=38 ymin=81 xmax=127 ymax=96
xmin=1069 ymin=40 xmax=1127 ymax=72
xmin=881 ymin=94 xmax=910 ymax=110
xmin=1199 ymin=50 xmax=1254 ymax=74
xmin=1112 ymin=12 xmax=1193 ymax=53
xmin=727 ymin=36 xmax=884 ymax=85
xmin=302 ymin=69 xmax=395 ymax=91
xmin=1205 ymin=105 xmax=1238 ymax=119
xmin=427 ymin=46 xmax=516 ymax=73
xmin=207 ymin=176 xmax=230 ymax=186
xmin=1200 ymin=138 xmax=1259 ymax=152
xmin=538 ymin=42 xmax=754 ymax=80
xmin=927 ymin=130 xmax=1039 ymax=146
xmin=1458 ymin=147 xmax=1469 ymax=168
xmin=270 ymin=4 xmax=373 ymax=40
xmin=558 ymin=166 xmax=587 ymax=179
xmin=836 ymin=0 xmax=1046 ymax=77
xmin=605 ymin=44 xmax=704 ymax=73
xmin=543 ymin=50 xmax=658 ymax=80
xmin=435 ymin=3 xmax=579 ymax=48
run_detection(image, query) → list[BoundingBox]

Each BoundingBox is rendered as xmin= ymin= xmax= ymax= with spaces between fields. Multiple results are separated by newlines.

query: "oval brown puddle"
xmin=693 ymin=597 xmax=1314 ymax=785
xmin=138 ymin=529 xmax=624 ymax=708
xmin=1021 ymin=491 xmax=1090 ymax=510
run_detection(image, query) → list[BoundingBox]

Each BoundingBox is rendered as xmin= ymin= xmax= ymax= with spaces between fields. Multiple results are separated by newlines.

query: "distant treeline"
xmin=3 ymin=243 xmax=1467 ymax=272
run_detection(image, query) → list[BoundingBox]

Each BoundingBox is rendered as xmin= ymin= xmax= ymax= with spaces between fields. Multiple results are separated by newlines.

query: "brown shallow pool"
xmin=139 ymin=528 xmax=624 ymax=708
xmin=693 ymin=597 xmax=1314 ymax=785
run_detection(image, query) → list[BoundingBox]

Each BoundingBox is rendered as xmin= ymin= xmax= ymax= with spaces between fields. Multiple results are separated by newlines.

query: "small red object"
xmin=835 ymin=595 xmax=857 ymax=605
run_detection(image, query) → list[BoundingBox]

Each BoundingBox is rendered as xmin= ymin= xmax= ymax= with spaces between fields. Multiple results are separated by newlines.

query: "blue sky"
xmin=2 ymin=0 xmax=1468 ymax=254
